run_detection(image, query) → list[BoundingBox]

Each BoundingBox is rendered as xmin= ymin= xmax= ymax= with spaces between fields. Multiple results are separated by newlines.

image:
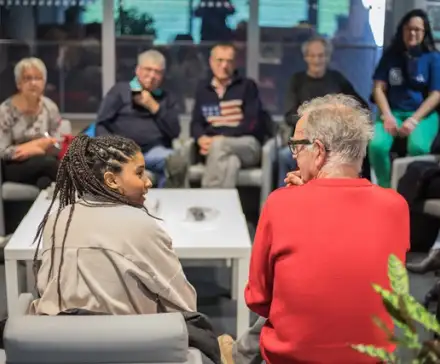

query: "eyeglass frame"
xmin=288 ymin=138 xmax=330 ymax=157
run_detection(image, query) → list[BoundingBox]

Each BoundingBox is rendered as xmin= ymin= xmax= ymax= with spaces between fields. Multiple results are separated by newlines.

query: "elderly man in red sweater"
xmin=243 ymin=94 xmax=409 ymax=364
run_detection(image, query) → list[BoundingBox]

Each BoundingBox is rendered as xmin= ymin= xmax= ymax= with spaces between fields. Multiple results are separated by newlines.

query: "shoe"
xmin=406 ymin=249 xmax=440 ymax=274
xmin=218 ymin=334 xmax=235 ymax=364
xmin=423 ymin=279 xmax=440 ymax=307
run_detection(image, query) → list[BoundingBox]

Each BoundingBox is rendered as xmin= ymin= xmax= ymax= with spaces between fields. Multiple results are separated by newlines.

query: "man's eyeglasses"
xmin=139 ymin=66 xmax=164 ymax=76
xmin=288 ymin=139 xmax=312 ymax=156
xmin=288 ymin=139 xmax=330 ymax=157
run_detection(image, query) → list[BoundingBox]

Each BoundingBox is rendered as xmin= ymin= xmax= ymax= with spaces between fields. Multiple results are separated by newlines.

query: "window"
xmin=112 ymin=0 xmax=249 ymax=114
xmin=0 ymin=0 xmax=102 ymax=113
xmin=258 ymin=0 xmax=385 ymax=114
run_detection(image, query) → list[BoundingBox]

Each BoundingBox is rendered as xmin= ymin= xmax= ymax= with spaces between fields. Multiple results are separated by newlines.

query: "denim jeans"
xmin=277 ymin=146 xmax=297 ymax=187
xmin=144 ymin=146 xmax=174 ymax=188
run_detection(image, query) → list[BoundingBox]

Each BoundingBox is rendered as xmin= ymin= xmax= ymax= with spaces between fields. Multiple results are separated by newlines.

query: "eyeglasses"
xmin=288 ymin=138 xmax=330 ymax=157
xmin=288 ymin=139 xmax=312 ymax=157
xmin=22 ymin=76 xmax=44 ymax=83
xmin=404 ymin=26 xmax=425 ymax=34
xmin=139 ymin=66 xmax=164 ymax=76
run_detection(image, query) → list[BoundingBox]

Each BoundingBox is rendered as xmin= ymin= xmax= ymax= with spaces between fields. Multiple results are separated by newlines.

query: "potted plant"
xmin=352 ymin=255 xmax=440 ymax=363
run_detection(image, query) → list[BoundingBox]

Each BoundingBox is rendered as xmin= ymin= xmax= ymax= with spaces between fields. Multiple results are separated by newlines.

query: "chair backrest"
xmin=4 ymin=312 xmax=189 ymax=364
xmin=59 ymin=119 xmax=72 ymax=136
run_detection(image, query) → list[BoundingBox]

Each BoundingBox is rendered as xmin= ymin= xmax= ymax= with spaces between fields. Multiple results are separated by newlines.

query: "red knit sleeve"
xmin=245 ymin=198 xmax=273 ymax=318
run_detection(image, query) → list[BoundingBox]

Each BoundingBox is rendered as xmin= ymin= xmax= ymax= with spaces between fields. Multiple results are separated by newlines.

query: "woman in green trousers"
xmin=369 ymin=9 xmax=440 ymax=188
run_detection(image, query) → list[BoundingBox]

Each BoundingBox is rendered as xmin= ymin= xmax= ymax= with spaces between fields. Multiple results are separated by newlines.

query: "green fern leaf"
xmin=374 ymin=285 xmax=414 ymax=329
xmin=388 ymin=254 xmax=409 ymax=295
xmin=373 ymin=316 xmax=395 ymax=339
xmin=402 ymin=295 xmax=440 ymax=335
xmin=398 ymin=295 xmax=417 ymax=333
xmin=351 ymin=344 xmax=397 ymax=361
xmin=373 ymin=284 xmax=399 ymax=306
xmin=372 ymin=315 xmax=420 ymax=350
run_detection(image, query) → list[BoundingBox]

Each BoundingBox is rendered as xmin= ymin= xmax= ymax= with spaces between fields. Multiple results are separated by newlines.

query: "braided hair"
xmin=32 ymin=134 xmax=150 ymax=310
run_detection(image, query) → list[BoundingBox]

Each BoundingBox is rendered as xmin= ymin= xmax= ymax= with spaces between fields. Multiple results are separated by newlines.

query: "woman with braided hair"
xmin=29 ymin=134 xmax=197 ymax=316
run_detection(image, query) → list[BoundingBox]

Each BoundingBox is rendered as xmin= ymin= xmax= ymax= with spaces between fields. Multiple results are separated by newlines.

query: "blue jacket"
xmin=190 ymin=74 xmax=267 ymax=143
xmin=95 ymin=81 xmax=180 ymax=153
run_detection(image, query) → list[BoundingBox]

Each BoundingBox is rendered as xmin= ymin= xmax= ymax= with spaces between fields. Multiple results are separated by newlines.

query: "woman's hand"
xmin=284 ymin=170 xmax=304 ymax=187
xmin=13 ymin=143 xmax=45 ymax=161
xmin=35 ymin=137 xmax=58 ymax=151
xmin=382 ymin=113 xmax=398 ymax=136
xmin=399 ymin=117 xmax=418 ymax=137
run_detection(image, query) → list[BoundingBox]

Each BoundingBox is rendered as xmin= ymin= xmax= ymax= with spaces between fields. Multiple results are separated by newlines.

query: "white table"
xmin=5 ymin=188 xmax=251 ymax=336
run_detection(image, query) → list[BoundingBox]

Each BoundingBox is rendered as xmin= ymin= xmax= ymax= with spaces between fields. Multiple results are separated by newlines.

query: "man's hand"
xmin=284 ymin=170 xmax=304 ymax=187
xmin=13 ymin=143 xmax=45 ymax=161
xmin=399 ymin=117 xmax=418 ymax=137
xmin=134 ymin=90 xmax=160 ymax=114
xmin=197 ymin=135 xmax=212 ymax=156
xmin=382 ymin=113 xmax=398 ymax=136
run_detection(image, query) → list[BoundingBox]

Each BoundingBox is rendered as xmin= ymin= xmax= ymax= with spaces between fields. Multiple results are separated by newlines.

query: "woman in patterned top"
xmin=0 ymin=57 xmax=60 ymax=189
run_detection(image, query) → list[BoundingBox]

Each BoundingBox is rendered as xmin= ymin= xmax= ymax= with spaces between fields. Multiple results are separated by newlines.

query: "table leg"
xmin=234 ymin=256 xmax=250 ymax=338
xmin=231 ymin=259 xmax=238 ymax=300
xmin=5 ymin=259 xmax=20 ymax=316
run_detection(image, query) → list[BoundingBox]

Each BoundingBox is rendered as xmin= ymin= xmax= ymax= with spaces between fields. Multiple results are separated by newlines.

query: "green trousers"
xmin=368 ymin=110 xmax=439 ymax=188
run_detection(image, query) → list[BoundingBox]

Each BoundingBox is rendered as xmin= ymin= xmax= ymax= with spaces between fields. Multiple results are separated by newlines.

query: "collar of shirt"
xmin=211 ymin=77 xmax=231 ymax=98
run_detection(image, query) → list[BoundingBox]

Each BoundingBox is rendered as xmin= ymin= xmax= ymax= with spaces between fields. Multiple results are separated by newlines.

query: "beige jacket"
xmin=30 ymin=198 xmax=197 ymax=315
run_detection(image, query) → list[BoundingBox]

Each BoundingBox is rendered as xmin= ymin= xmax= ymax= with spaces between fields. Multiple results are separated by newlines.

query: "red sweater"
xmin=245 ymin=178 xmax=409 ymax=364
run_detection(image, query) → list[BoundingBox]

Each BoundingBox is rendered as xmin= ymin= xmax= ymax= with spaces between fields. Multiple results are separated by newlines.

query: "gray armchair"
xmin=391 ymin=155 xmax=440 ymax=218
xmin=391 ymin=155 xmax=439 ymax=190
xmin=2 ymin=294 xmax=204 ymax=364
xmin=0 ymin=120 xmax=72 ymax=237
xmin=182 ymin=138 xmax=277 ymax=209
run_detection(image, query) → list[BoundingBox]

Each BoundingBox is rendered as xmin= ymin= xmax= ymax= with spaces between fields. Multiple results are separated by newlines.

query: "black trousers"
xmin=3 ymin=155 xmax=59 ymax=190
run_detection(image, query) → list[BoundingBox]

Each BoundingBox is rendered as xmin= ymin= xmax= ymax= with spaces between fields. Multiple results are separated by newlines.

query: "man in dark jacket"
xmin=278 ymin=36 xmax=370 ymax=186
xmin=190 ymin=43 xmax=266 ymax=188
xmin=95 ymin=50 xmax=181 ymax=187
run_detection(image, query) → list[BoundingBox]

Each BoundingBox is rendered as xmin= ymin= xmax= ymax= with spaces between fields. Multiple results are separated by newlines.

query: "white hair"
xmin=14 ymin=57 xmax=47 ymax=85
xmin=297 ymin=94 xmax=373 ymax=171
xmin=137 ymin=50 xmax=166 ymax=69
xmin=301 ymin=36 xmax=333 ymax=58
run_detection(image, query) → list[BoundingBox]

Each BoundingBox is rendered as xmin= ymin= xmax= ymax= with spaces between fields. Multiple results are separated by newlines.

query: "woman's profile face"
xmin=17 ymin=66 xmax=45 ymax=98
xmin=403 ymin=16 xmax=425 ymax=49
xmin=104 ymin=151 xmax=152 ymax=206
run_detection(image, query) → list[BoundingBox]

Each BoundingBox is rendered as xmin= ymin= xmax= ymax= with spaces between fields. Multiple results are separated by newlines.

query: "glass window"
xmin=428 ymin=3 xmax=440 ymax=41
xmin=0 ymin=0 xmax=102 ymax=113
xmin=258 ymin=0 xmax=385 ymax=115
xmin=111 ymin=0 xmax=249 ymax=114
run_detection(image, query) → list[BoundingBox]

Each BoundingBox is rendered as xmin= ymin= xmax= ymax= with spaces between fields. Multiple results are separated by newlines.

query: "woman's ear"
xmin=103 ymin=171 xmax=119 ymax=191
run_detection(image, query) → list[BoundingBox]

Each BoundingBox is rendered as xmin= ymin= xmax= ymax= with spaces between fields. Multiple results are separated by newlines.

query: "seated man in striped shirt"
xmin=190 ymin=43 xmax=267 ymax=188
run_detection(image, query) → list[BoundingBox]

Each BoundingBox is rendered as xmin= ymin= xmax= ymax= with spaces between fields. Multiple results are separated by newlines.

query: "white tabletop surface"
xmin=5 ymin=188 xmax=251 ymax=260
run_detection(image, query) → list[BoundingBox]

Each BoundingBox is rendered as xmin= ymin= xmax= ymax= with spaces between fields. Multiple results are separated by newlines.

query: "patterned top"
xmin=0 ymin=96 xmax=61 ymax=160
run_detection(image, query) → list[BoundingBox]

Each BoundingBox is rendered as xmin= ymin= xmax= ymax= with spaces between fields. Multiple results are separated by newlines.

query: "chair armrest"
xmin=181 ymin=139 xmax=198 ymax=165
xmin=188 ymin=348 xmax=204 ymax=364
xmin=260 ymin=138 xmax=276 ymax=209
xmin=391 ymin=155 xmax=439 ymax=190
xmin=59 ymin=119 xmax=72 ymax=135
xmin=17 ymin=294 xmax=33 ymax=316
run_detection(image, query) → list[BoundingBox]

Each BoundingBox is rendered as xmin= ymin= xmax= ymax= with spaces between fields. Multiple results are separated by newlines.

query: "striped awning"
xmin=0 ymin=0 xmax=94 ymax=5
